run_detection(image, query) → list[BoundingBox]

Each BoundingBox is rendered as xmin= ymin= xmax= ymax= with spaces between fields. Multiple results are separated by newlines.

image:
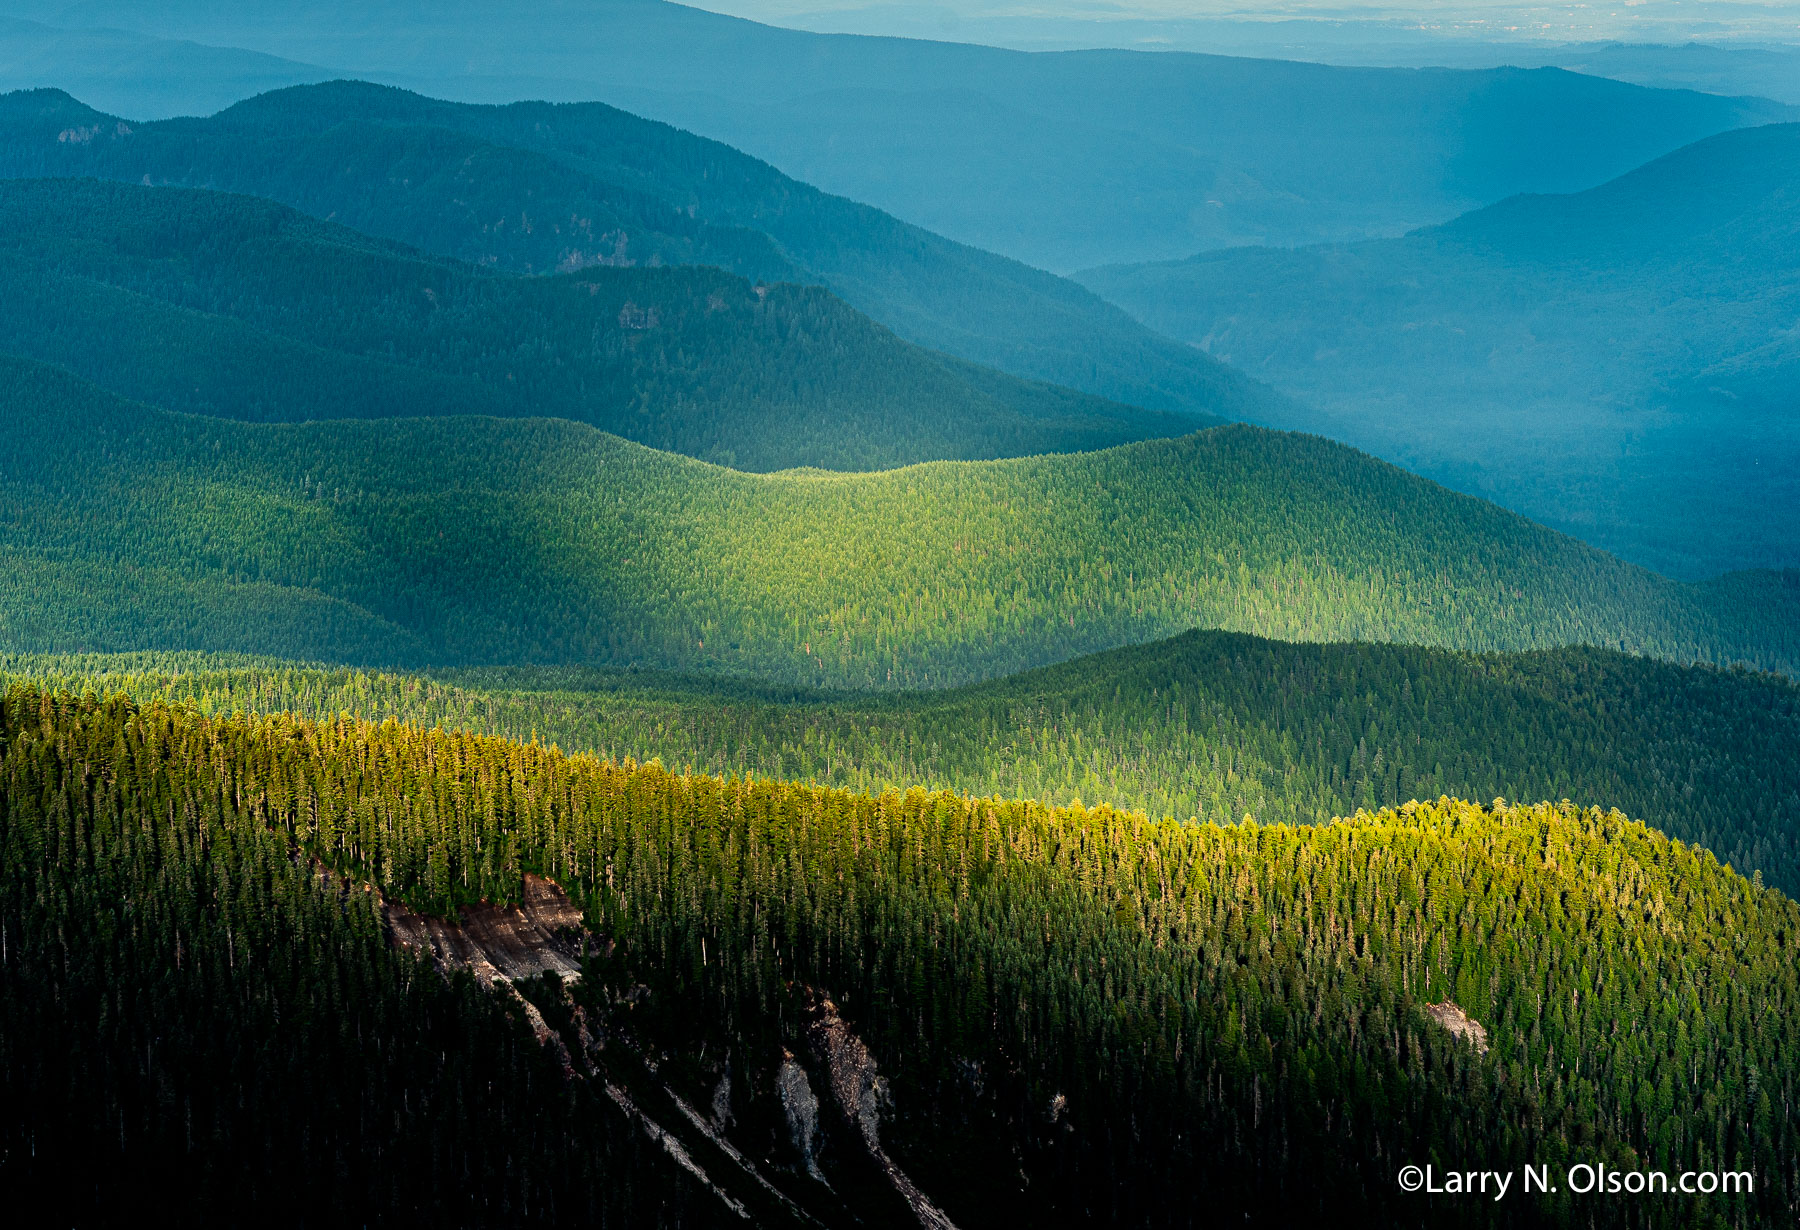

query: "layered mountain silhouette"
xmin=1081 ymin=122 xmax=1800 ymax=578
xmin=0 ymin=0 xmax=1788 ymax=268
xmin=0 ymin=176 xmax=1210 ymax=469
xmin=0 ymin=82 xmax=1282 ymax=426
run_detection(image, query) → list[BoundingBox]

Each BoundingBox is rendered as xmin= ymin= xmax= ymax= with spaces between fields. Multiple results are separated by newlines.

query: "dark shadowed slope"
xmin=1080 ymin=122 xmax=1800 ymax=579
xmin=7 ymin=689 xmax=1796 ymax=1225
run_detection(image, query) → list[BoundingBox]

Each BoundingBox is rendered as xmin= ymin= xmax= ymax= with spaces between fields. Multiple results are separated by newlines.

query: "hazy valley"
xmin=1081 ymin=122 xmax=1800 ymax=578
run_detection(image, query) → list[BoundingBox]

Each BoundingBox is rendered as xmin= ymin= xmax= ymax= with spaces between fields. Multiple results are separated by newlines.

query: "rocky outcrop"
xmin=375 ymin=877 xmax=944 ymax=1227
xmin=804 ymin=996 xmax=960 ymax=1230
xmin=384 ymin=873 xmax=586 ymax=986
xmin=604 ymin=1082 xmax=750 ymax=1221
xmin=1423 ymin=1001 xmax=1491 ymax=1055
xmin=777 ymin=1050 xmax=827 ymax=1183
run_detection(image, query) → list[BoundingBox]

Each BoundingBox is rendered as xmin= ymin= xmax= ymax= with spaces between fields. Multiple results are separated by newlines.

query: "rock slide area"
xmin=368 ymin=871 xmax=958 ymax=1229
xmin=383 ymin=873 xmax=587 ymax=985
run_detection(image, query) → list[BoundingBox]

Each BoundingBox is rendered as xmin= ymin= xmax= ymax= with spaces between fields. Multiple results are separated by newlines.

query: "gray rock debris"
xmin=777 ymin=1049 xmax=827 ymax=1183
xmin=1422 ymin=1001 xmax=1491 ymax=1055
xmin=383 ymin=873 xmax=585 ymax=986
xmin=711 ymin=1063 xmax=735 ymax=1132
xmin=805 ymin=996 xmax=960 ymax=1230
xmin=604 ymin=1082 xmax=750 ymax=1221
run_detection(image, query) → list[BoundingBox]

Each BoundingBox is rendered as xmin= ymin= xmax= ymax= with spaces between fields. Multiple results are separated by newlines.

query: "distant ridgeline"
xmin=0 ymin=177 xmax=1197 ymax=471
xmin=1079 ymin=122 xmax=1800 ymax=579
xmin=0 ymin=82 xmax=1283 ymax=427
xmin=0 ymin=7 xmax=1784 ymax=269
xmin=4 ymin=353 xmax=1796 ymax=685
xmin=3 ymin=688 xmax=1792 ymax=1225
xmin=10 ymin=629 xmax=1800 ymax=897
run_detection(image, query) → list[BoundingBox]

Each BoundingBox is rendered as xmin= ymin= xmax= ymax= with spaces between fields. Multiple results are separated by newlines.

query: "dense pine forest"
xmin=4 ymin=354 xmax=1794 ymax=684
xmin=4 ymin=688 xmax=1792 ymax=1227
xmin=0 ymin=688 xmax=740 ymax=1227
xmin=0 ymin=177 xmax=1197 ymax=471
xmin=12 ymin=631 xmax=1796 ymax=897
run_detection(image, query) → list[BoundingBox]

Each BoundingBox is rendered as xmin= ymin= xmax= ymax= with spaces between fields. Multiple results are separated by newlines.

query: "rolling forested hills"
xmin=0 ymin=0 xmax=1788 ymax=270
xmin=0 ymin=83 xmax=1285 ymax=428
xmin=6 ymin=688 xmax=1793 ymax=1225
xmin=0 ymin=177 xmax=1198 ymax=470
xmin=13 ymin=629 xmax=1799 ymax=897
xmin=2 ymin=7 xmax=1796 ymax=1228
xmin=5 ymin=354 xmax=1795 ymax=686
xmin=1079 ymin=123 xmax=1800 ymax=579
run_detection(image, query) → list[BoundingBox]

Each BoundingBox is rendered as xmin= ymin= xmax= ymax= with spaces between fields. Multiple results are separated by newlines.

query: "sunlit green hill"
xmin=16 ymin=628 xmax=1799 ymax=896
xmin=5 ymin=354 xmax=1794 ymax=686
xmin=5 ymin=688 xmax=1793 ymax=1225
xmin=0 ymin=176 xmax=1199 ymax=471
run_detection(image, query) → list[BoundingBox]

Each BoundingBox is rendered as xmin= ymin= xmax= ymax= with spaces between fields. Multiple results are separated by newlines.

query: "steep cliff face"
xmin=776 ymin=1053 xmax=827 ymax=1184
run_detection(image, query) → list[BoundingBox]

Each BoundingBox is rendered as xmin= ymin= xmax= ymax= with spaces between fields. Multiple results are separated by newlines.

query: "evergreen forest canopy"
xmin=1079 ymin=122 xmax=1800 ymax=579
xmin=0 ymin=176 xmax=1204 ymax=471
xmin=0 ymin=83 xmax=1287 ymax=427
xmin=4 ymin=687 xmax=1794 ymax=1226
xmin=5 ymin=354 xmax=1797 ymax=688
xmin=11 ymin=628 xmax=1798 ymax=897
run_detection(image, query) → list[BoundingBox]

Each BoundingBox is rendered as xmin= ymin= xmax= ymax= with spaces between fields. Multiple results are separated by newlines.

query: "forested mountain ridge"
xmin=0 ymin=82 xmax=1287 ymax=427
xmin=5 ymin=353 xmax=1796 ymax=687
xmin=0 ymin=176 xmax=1200 ymax=470
xmin=1078 ymin=122 xmax=1800 ymax=579
xmin=13 ymin=629 xmax=1799 ymax=897
xmin=5 ymin=688 xmax=1793 ymax=1225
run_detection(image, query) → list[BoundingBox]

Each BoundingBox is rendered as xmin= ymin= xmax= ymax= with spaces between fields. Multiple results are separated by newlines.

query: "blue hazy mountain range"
xmin=716 ymin=6 xmax=1800 ymax=102
xmin=0 ymin=16 xmax=332 ymax=117
xmin=0 ymin=82 xmax=1281 ymax=426
xmin=1078 ymin=121 xmax=1800 ymax=580
xmin=0 ymin=0 xmax=1789 ymax=272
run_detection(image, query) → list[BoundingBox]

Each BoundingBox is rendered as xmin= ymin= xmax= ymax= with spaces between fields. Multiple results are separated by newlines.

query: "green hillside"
xmin=14 ymin=630 xmax=1800 ymax=897
xmin=0 ymin=176 xmax=1196 ymax=471
xmin=6 ymin=689 xmax=1792 ymax=1225
xmin=4 ymin=355 xmax=1795 ymax=686
xmin=1078 ymin=123 xmax=1800 ymax=578
xmin=0 ymin=82 xmax=1286 ymax=426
